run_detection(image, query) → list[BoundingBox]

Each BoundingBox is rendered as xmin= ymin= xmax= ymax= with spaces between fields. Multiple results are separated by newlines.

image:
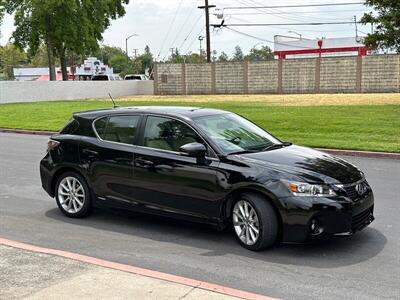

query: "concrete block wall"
xmin=156 ymin=64 xmax=182 ymax=95
xmin=154 ymin=55 xmax=399 ymax=95
xmin=215 ymin=62 xmax=245 ymax=94
xmin=320 ymin=57 xmax=358 ymax=93
xmin=186 ymin=64 xmax=213 ymax=94
xmin=362 ymin=55 xmax=400 ymax=93
xmin=248 ymin=61 xmax=279 ymax=93
xmin=283 ymin=58 xmax=316 ymax=93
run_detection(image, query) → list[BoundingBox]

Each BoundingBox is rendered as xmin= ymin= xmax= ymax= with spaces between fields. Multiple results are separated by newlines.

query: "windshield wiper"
xmin=262 ymin=142 xmax=292 ymax=152
xmin=228 ymin=149 xmax=257 ymax=155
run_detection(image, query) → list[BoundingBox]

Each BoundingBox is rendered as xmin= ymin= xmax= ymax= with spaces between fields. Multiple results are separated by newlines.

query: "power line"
xmin=156 ymin=0 xmax=184 ymax=61
xmin=212 ymin=21 xmax=359 ymax=27
xmin=178 ymin=12 xmax=204 ymax=52
xmin=223 ymin=2 xmax=366 ymax=10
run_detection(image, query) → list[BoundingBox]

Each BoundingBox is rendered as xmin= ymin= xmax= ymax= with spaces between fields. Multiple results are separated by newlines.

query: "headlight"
xmin=286 ymin=181 xmax=336 ymax=197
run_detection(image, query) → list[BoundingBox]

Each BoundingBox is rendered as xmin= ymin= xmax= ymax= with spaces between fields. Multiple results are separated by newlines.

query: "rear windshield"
xmin=92 ymin=75 xmax=109 ymax=81
xmin=60 ymin=118 xmax=79 ymax=134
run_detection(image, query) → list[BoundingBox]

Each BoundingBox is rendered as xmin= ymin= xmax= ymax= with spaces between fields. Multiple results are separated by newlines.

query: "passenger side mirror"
xmin=179 ymin=142 xmax=207 ymax=158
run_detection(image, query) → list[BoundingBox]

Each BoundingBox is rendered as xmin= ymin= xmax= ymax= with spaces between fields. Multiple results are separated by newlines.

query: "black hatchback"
xmin=40 ymin=106 xmax=374 ymax=251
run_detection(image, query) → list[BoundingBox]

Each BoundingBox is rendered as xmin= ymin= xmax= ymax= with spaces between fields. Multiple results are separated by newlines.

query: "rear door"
xmin=80 ymin=114 xmax=141 ymax=206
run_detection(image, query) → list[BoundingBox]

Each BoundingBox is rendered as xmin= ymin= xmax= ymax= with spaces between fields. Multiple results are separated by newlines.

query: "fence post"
xmin=315 ymin=57 xmax=321 ymax=93
xmin=356 ymin=56 xmax=362 ymax=93
xmin=153 ymin=63 xmax=158 ymax=95
xmin=278 ymin=59 xmax=283 ymax=94
xmin=181 ymin=63 xmax=186 ymax=95
xmin=211 ymin=62 xmax=216 ymax=94
xmin=243 ymin=60 xmax=249 ymax=94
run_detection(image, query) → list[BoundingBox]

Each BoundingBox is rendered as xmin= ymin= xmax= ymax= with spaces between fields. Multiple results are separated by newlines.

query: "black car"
xmin=40 ymin=106 xmax=374 ymax=251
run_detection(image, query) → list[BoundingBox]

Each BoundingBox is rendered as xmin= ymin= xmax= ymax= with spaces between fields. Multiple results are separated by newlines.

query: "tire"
xmin=55 ymin=171 xmax=93 ymax=218
xmin=232 ymin=193 xmax=278 ymax=251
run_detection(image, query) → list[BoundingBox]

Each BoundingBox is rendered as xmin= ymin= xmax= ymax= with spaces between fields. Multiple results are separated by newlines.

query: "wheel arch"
xmin=223 ymin=186 xmax=284 ymax=239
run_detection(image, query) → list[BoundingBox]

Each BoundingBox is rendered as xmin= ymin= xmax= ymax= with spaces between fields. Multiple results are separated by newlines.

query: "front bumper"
xmin=280 ymin=190 xmax=374 ymax=243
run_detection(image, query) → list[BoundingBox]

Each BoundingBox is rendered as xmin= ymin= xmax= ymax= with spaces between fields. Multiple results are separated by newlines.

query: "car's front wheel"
xmin=55 ymin=172 xmax=92 ymax=218
xmin=232 ymin=193 xmax=278 ymax=251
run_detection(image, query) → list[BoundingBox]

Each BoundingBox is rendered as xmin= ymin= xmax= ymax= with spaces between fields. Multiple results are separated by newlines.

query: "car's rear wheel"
xmin=55 ymin=172 xmax=92 ymax=218
xmin=232 ymin=193 xmax=278 ymax=251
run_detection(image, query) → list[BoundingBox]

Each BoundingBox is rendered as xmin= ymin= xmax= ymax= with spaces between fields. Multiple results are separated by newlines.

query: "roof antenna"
xmin=108 ymin=93 xmax=119 ymax=108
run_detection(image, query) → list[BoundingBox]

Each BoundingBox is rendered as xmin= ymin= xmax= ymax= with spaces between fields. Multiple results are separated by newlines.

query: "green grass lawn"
xmin=0 ymin=99 xmax=399 ymax=153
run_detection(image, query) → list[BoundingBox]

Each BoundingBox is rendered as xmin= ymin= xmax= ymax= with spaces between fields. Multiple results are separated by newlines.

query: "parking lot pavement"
xmin=1 ymin=132 xmax=400 ymax=299
xmin=0 ymin=245 xmax=243 ymax=300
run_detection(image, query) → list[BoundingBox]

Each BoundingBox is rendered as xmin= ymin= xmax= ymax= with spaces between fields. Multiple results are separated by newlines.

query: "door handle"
xmin=82 ymin=149 xmax=99 ymax=156
xmin=135 ymin=158 xmax=154 ymax=168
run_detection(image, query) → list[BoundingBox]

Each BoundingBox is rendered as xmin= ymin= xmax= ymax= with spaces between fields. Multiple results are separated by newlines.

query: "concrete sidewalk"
xmin=0 ymin=245 xmax=240 ymax=300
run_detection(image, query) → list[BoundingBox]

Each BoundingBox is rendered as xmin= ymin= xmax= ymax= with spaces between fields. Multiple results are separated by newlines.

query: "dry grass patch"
xmin=115 ymin=93 xmax=400 ymax=106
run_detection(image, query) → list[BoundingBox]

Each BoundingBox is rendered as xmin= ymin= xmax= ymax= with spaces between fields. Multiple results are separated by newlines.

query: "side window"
xmin=143 ymin=116 xmax=202 ymax=152
xmin=94 ymin=115 xmax=140 ymax=145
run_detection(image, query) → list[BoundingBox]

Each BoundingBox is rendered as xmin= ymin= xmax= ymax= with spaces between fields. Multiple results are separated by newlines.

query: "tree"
xmin=217 ymin=51 xmax=229 ymax=62
xmin=361 ymin=0 xmax=400 ymax=52
xmin=245 ymin=45 xmax=274 ymax=61
xmin=0 ymin=43 xmax=27 ymax=79
xmin=232 ymin=46 xmax=244 ymax=61
xmin=5 ymin=0 xmax=129 ymax=81
xmin=94 ymin=46 xmax=126 ymax=66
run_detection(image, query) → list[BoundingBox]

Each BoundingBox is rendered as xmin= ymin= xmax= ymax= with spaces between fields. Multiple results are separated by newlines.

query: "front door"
xmin=132 ymin=116 xmax=223 ymax=221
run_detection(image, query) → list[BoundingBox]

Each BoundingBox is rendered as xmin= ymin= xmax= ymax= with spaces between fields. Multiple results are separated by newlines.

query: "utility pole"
xmin=133 ymin=49 xmax=139 ymax=58
xmin=198 ymin=0 xmax=216 ymax=63
xmin=169 ymin=48 xmax=175 ymax=58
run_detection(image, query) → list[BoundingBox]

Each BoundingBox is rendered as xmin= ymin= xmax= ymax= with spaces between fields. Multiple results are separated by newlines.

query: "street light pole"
xmin=125 ymin=34 xmax=139 ymax=59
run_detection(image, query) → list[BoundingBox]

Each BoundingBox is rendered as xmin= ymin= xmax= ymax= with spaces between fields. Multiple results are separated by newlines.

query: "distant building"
xmin=274 ymin=36 xmax=370 ymax=59
xmin=13 ymin=57 xmax=113 ymax=81
xmin=75 ymin=57 xmax=113 ymax=80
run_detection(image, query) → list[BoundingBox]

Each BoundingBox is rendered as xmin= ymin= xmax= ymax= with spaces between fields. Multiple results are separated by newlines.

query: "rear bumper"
xmin=280 ymin=191 xmax=374 ymax=243
xmin=40 ymin=153 xmax=55 ymax=197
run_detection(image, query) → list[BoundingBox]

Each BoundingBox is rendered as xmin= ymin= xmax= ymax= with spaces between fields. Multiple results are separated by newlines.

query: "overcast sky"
xmin=0 ymin=0 xmax=373 ymax=59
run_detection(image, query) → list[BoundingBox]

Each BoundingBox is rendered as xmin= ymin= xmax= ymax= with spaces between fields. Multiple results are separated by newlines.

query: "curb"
xmin=0 ymin=128 xmax=56 ymax=136
xmin=0 ymin=238 xmax=278 ymax=300
xmin=1 ymin=128 xmax=399 ymax=160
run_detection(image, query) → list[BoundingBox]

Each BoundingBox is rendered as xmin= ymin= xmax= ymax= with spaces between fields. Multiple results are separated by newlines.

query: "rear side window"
xmin=94 ymin=115 xmax=140 ymax=145
xmin=60 ymin=118 xmax=79 ymax=134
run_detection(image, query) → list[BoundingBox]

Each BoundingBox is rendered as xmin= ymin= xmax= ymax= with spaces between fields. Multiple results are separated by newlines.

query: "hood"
xmin=235 ymin=145 xmax=363 ymax=184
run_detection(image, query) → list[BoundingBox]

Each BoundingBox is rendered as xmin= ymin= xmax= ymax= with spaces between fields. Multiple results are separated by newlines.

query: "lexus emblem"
xmin=355 ymin=182 xmax=368 ymax=195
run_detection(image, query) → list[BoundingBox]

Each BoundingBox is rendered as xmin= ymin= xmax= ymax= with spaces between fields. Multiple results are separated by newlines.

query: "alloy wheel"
xmin=233 ymin=200 xmax=260 ymax=246
xmin=57 ymin=176 xmax=85 ymax=214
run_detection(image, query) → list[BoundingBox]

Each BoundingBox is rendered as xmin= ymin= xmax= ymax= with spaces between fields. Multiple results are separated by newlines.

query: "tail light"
xmin=47 ymin=139 xmax=60 ymax=151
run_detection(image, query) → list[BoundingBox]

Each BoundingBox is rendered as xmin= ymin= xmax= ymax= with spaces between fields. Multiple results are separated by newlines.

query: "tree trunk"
xmin=45 ymin=16 xmax=56 ymax=81
xmin=60 ymin=47 xmax=68 ymax=81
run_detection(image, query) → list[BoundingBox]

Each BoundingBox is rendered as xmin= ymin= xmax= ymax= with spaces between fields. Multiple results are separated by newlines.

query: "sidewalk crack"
xmin=179 ymin=284 xmax=200 ymax=299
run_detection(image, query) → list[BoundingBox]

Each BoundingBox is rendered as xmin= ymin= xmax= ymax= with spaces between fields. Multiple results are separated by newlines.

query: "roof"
xmin=74 ymin=106 xmax=227 ymax=120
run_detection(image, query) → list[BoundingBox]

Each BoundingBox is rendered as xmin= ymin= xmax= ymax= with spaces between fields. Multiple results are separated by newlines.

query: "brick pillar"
xmin=181 ymin=64 xmax=186 ymax=95
xmin=211 ymin=63 xmax=216 ymax=94
xmin=243 ymin=60 xmax=249 ymax=94
xmin=153 ymin=63 xmax=158 ymax=95
xmin=356 ymin=56 xmax=362 ymax=93
xmin=315 ymin=57 xmax=321 ymax=93
xmin=278 ymin=59 xmax=283 ymax=94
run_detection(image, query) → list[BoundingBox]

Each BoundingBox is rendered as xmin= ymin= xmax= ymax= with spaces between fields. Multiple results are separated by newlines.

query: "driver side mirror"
xmin=179 ymin=142 xmax=207 ymax=158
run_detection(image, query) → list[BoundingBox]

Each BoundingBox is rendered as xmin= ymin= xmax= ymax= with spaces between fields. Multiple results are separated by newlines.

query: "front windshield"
xmin=194 ymin=113 xmax=281 ymax=154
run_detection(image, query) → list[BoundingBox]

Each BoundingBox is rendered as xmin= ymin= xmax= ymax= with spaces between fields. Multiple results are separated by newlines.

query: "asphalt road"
xmin=1 ymin=132 xmax=399 ymax=300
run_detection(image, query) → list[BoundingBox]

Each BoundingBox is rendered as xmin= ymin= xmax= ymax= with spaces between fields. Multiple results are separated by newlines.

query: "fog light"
xmin=310 ymin=219 xmax=324 ymax=235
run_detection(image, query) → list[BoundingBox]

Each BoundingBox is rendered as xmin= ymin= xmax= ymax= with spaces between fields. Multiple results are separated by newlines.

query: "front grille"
xmin=344 ymin=185 xmax=359 ymax=200
xmin=351 ymin=206 xmax=374 ymax=231
xmin=342 ymin=179 xmax=369 ymax=201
